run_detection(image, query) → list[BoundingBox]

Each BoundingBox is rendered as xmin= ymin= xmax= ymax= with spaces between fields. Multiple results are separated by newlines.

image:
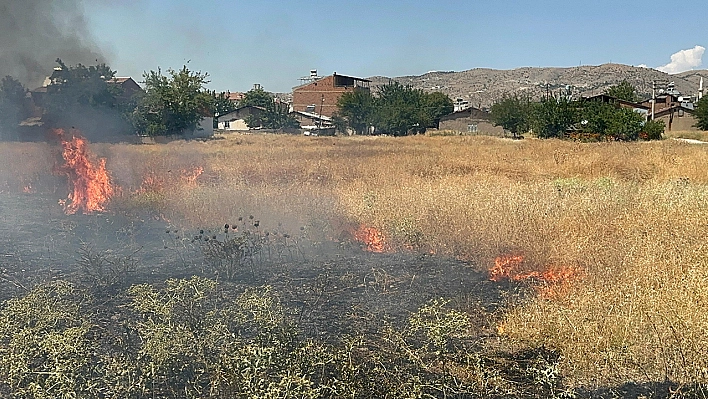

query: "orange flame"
xmin=135 ymin=172 xmax=163 ymax=194
xmin=53 ymin=129 xmax=114 ymax=214
xmin=180 ymin=166 xmax=204 ymax=187
xmin=353 ymin=225 xmax=389 ymax=253
xmin=489 ymin=254 xmax=580 ymax=298
xmin=134 ymin=166 xmax=203 ymax=194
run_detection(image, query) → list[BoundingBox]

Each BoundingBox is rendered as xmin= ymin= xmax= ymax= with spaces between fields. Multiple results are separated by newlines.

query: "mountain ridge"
xmin=367 ymin=63 xmax=708 ymax=108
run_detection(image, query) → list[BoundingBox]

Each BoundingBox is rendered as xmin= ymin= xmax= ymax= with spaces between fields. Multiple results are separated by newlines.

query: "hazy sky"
xmin=86 ymin=0 xmax=708 ymax=93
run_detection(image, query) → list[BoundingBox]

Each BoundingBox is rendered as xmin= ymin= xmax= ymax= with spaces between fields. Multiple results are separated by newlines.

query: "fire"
xmin=53 ymin=129 xmax=114 ymax=215
xmin=353 ymin=225 xmax=389 ymax=253
xmin=180 ymin=166 xmax=204 ymax=187
xmin=489 ymin=254 xmax=525 ymax=282
xmin=134 ymin=166 xmax=203 ymax=195
xmin=489 ymin=254 xmax=580 ymax=298
xmin=135 ymin=172 xmax=163 ymax=194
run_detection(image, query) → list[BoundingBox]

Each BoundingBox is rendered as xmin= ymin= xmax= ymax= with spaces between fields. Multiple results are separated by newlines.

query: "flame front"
xmin=180 ymin=166 xmax=204 ymax=187
xmin=134 ymin=166 xmax=204 ymax=195
xmin=353 ymin=225 xmax=389 ymax=253
xmin=489 ymin=254 xmax=525 ymax=282
xmin=489 ymin=254 xmax=579 ymax=298
xmin=54 ymin=129 xmax=114 ymax=215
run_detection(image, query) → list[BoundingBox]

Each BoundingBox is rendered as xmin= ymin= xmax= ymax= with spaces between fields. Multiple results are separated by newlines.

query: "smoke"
xmin=0 ymin=0 xmax=106 ymax=88
xmin=657 ymin=45 xmax=705 ymax=74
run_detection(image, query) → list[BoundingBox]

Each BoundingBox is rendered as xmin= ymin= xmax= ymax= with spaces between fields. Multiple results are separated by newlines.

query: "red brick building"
xmin=292 ymin=72 xmax=370 ymax=117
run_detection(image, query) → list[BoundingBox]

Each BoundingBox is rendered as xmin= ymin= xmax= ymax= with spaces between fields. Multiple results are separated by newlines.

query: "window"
xmin=467 ymin=124 xmax=478 ymax=133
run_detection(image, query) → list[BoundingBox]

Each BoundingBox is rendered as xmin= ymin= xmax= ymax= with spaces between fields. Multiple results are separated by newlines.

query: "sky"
xmin=85 ymin=0 xmax=708 ymax=93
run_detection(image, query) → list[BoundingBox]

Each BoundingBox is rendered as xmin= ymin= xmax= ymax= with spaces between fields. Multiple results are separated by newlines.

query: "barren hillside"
xmin=369 ymin=64 xmax=708 ymax=109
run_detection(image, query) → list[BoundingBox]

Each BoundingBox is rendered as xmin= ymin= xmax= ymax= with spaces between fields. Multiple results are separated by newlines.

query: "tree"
xmin=212 ymin=91 xmax=237 ymax=119
xmin=251 ymin=101 xmax=299 ymax=130
xmin=336 ymin=89 xmax=374 ymax=134
xmin=532 ymin=96 xmax=578 ymax=139
xmin=490 ymin=95 xmax=531 ymax=138
xmin=373 ymin=82 xmax=427 ymax=136
xmin=695 ymin=95 xmax=708 ymax=130
xmin=240 ymin=87 xmax=298 ymax=130
xmin=0 ymin=76 xmax=29 ymax=139
xmin=240 ymin=87 xmax=274 ymax=108
xmin=579 ymin=100 xmax=645 ymax=141
xmin=606 ymin=107 xmax=644 ymax=141
xmin=45 ymin=59 xmax=120 ymax=116
xmin=607 ymin=80 xmax=638 ymax=103
xmin=42 ymin=59 xmax=133 ymax=139
xmin=422 ymin=91 xmax=454 ymax=129
xmin=579 ymin=100 xmax=615 ymax=137
xmin=133 ymin=66 xmax=213 ymax=136
xmin=641 ymin=119 xmax=665 ymax=140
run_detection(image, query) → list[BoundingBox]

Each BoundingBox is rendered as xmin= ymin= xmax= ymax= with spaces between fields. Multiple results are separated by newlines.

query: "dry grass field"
xmin=3 ymin=133 xmax=708 ymax=395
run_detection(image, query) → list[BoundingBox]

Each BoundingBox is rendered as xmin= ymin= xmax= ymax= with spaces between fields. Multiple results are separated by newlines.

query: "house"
xmin=107 ymin=77 xmax=143 ymax=101
xmin=639 ymin=82 xmax=696 ymax=117
xmin=438 ymin=107 xmax=505 ymax=136
xmin=226 ymin=91 xmax=245 ymax=104
xmin=216 ymin=106 xmax=266 ymax=131
xmin=292 ymin=71 xmax=370 ymax=117
xmin=653 ymin=104 xmax=698 ymax=131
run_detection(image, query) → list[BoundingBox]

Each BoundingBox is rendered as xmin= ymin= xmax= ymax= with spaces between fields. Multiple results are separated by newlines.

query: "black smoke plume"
xmin=0 ymin=0 xmax=106 ymax=88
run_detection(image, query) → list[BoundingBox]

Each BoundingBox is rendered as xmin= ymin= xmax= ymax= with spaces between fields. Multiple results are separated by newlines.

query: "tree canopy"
xmin=212 ymin=91 xmax=237 ymax=119
xmin=240 ymin=87 xmax=273 ymax=108
xmin=607 ymin=80 xmax=638 ymax=103
xmin=0 ymin=76 xmax=29 ymax=139
xmin=133 ymin=66 xmax=213 ymax=136
xmin=532 ymin=96 xmax=578 ymax=139
xmin=335 ymin=82 xmax=452 ymax=136
xmin=240 ymin=87 xmax=299 ymax=130
xmin=490 ymin=95 xmax=531 ymax=137
xmin=336 ymin=90 xmax=374 ymax=135
xmin=39 ymin=59 xmax=136 ymax=139
xmin=45 ymin=59 xmax=120 ymax=117
xmin=695 ymin=95 xmax=708 ymax=131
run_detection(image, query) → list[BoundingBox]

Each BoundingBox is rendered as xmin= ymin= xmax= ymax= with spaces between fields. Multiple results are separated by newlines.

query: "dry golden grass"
xmin=664 ymin=129 xmax=708 ymax=142
xmin=4 ymin=133 xmax=708 ymax=389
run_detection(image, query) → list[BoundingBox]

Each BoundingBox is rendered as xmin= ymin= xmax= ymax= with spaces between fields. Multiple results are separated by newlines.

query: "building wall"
xmin=217 ymin=119 xmax=249 ymax=131
xmin=292 ymin=75 xmax=367 ymax=117
xmin=217 ymin=107 xmax=263 ymax=130
xmin=656 ymin=112 xmax=699 ymax=131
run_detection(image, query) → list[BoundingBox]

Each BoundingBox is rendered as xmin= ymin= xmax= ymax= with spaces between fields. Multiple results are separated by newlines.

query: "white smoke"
xmin=657 ymin=45 xmax=705 ymax=74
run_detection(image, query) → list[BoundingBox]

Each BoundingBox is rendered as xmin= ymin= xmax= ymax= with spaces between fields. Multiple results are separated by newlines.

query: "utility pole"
xmin=651 ymin=81 xmax=656 ymax=120
xmin=651 ymin=80 xmax=668 ymax=120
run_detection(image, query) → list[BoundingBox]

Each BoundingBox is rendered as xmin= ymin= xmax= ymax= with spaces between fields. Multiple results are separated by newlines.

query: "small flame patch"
xmin=489 ymin=254 xmax=580 ymax=298
xmin=353 ymin=225 xmax=389 ymax=253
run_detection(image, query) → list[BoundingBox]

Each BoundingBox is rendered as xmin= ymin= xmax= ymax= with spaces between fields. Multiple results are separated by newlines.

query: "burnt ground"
xmin=0 ymin=191 xmax=507 ymax=340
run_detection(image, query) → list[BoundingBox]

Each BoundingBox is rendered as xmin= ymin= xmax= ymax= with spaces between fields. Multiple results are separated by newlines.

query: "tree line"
xmin=0 ymin=60 xmax=298 ymax=139
xmin=334 ymin=81 xmax=454 ymax=136
xmin=4 ymin=63 xmax=708 ymax=140
xmin=489 ymin=81 xmax=674 ymax=141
